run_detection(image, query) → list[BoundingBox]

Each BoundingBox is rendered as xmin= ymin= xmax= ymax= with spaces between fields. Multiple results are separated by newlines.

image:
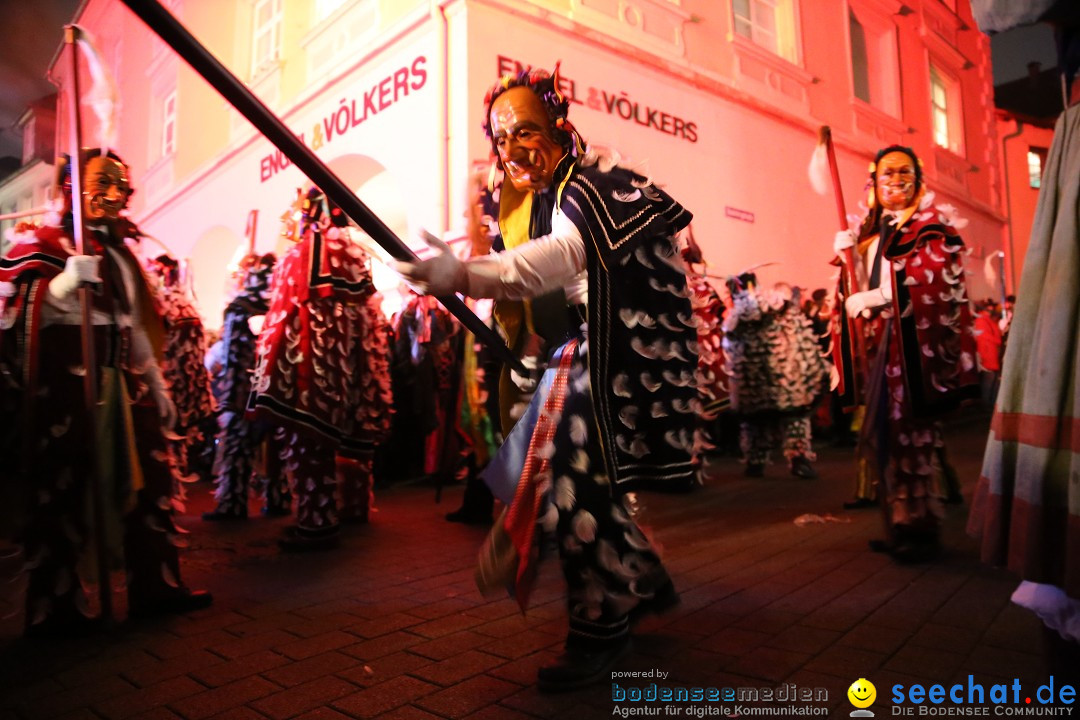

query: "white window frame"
xmin=161 ymin=90 xmax=177 ymax=158
xmin=1027 ymin=147 xmax=1046 ymax=189
xmin=315 ymin=0 xmax=348 ymax=23
xmin=252 ymin=0 xmax=283 ymax=76
xmin=732 ymin=0 xmax=801 ymax=65
xmin=929 ymin=64 xmax=964 ymax=156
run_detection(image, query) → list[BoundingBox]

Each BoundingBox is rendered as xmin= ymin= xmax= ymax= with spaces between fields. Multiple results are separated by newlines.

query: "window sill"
xmin=730 ymin=33 xmax=812 ymax=84
xmin=301 ymin=0 xmax=378 ymax=83
xmin=570 ymin=0 xmax=692 ymax=58
xmin=250 ymin=58 xmax=283 ymax=86
xmin=930 ymin=144 xmax=973 ymax=193
xmin=851 ymin=99 xmax=910 ymax=148
xmin=729 ymin=33 xmax=814 ymax=112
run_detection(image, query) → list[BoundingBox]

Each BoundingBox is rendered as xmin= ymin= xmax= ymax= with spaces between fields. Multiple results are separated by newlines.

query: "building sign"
xmin=496 ymin=56 xmax=698 ymax=143
xmin=258 ymin=56 xmax=429 ymax=183
xmin=724 ymin=206 xmax=754 ymax=223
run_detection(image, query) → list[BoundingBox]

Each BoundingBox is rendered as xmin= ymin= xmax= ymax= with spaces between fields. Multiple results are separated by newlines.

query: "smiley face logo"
xmin=848 ymin=678 xmax=876 ymax=709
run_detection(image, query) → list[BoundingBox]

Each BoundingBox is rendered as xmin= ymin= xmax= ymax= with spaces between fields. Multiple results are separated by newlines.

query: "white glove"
xmin=247 ymin=314 xmax=266 ymax=336
xmin=510 ymin=355 xmax=540 ymax=392
xmin=844 ymin=289 xmax=888 ymax=318
xmin=144 ymin=364 xmax=178 ymax=430
xmin=834 ymin=229 xmax=857 ymax=256
xmin=48 ymin=254 xmax=103 ymax=300
xmin=389 ymin=231 xmax=468 ymax=297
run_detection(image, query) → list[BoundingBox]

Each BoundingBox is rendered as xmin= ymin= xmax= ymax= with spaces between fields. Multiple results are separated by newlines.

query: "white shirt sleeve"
xmin=462 ymin=208 xmax=587 ymax=302
xmin=857 ymin=236 xmax=892 ymax=308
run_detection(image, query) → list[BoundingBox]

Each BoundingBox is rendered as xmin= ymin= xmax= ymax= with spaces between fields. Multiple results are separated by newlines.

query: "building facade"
xmin=994 ymin=112 xmax=1054 ymax=298
xmin=0 ymin=96 xmax=57 ymax=256
xmin=992 ymin=63 xmax=1062 ymax=296
xmin=50 ymin=0 xmax=1004 ymax=325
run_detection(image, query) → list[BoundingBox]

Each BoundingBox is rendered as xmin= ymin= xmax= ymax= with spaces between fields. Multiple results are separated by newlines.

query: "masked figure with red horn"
xmin=394 ymin=66 xmax=700 ymax=691
xmin=249 ymin=187 xmax=393 ymax=552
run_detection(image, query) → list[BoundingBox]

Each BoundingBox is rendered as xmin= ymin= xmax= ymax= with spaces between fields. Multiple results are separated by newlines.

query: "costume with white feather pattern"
xmin=832 ymin=187 xmax=979 ymax=550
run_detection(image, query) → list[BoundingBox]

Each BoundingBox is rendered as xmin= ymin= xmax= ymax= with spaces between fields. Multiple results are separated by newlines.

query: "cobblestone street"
xmin=0 ymin=412 xmax=1052 ymax=719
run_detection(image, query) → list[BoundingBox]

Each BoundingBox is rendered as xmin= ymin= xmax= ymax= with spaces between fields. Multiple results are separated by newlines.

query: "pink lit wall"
xmin=996 ymin=115 xmax=1056 ymax=296
xmin=55 ymin=0 xmax=1004 ymax=324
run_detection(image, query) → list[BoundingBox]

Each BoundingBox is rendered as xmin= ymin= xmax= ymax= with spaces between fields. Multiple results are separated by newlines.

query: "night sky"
xmin=991 ymin=23 xmax=1058 ymax=84
xmin=0 ymin=0 xmax=81 ymax=159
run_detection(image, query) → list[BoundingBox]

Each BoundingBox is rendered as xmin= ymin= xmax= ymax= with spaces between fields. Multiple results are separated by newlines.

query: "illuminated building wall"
xmin=57 ymin=0 xmax=1003 ymax=324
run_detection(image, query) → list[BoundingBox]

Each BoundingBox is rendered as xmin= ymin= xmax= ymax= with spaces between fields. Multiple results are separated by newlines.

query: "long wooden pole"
xmin=119 ymin=0 xmax=525 ymax=375
xmin=819 ymin=126 xmax=869 ymax=396
xmin=64 ymin=24 xmax=113 ymax=625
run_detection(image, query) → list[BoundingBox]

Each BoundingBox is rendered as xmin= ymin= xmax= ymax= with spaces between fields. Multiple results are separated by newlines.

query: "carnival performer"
xmin=203 ymin=252 xmax=283 ymax=520
xmin=680 ymin=232 xmax=727 ymax=460
xmin=968 ymin=0 xmax=1080 ymax=682
xmin=393 ymin=66 xmax=698 ymax=691
xmin=832 ymin=145 xmax=978 ymax=562
xmin=249 ymin=187 xmax=393 ymax=551
xmin=0 ymin=150 xmax=211 ymax=635
xmin=144 ymin=254 xmax=216 ymax=490
xmin=394 ymin=291 xmax=462 ymax=481
xmin=446 ymin=175 xmax=503 ymax=525
xmin=723 ymin=276 xmax=824 ymax=478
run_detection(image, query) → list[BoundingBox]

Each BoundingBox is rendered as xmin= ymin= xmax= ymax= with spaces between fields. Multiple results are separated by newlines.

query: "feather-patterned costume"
xmin=250 ymin=220 xmax=393 ymax=533
xmin=687 ymin=274 xmax=728 ymax=418
xmin=208 ymin=256 xmax=276 ymax=517
xmin=0 ymin=221 xmax=193 ymax=628
xmin=477 ymin=156 xmax=697 ymax=652
xmin=724 ymin=288 xmax=825 ymax=414
xmin=723 ymin=285 xmax=825 ymax=468
xmin=833 ymin=187 xmax=978 ymax=550
xmin=565 ymin=163 xmax=701 ymax=491
xmin=146 ymin=264 xmax=215 ymax=487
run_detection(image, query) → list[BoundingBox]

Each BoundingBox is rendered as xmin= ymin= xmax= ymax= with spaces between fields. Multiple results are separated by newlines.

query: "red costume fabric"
xmin=833 ymin=203 xmax=979 ymax=541
xmin=150 ymin=274 xmax=216 ymax=484
xmin=687 ymin=274 xmax=728 ymax=417
xmin=249 ymin=224 xmax=392 ymax=533
xmin=154 ymin=283 xmax=214 ymax=431
xmin=0 ymin=224 xmax=191 ymax=626
xmin=250 ymin=228 xmax=392 ymax=452
xmin=974 ymin=311 xmax=1003 ymax=373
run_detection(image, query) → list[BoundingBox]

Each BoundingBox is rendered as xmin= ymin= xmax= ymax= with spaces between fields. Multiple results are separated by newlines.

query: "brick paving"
xmin=0 ymin=412 xmax=1054 ymax=719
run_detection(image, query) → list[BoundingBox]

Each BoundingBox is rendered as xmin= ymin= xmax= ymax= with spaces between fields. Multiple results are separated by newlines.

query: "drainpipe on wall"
xmin=1000 ymin=116 xmax=1023 ymax=296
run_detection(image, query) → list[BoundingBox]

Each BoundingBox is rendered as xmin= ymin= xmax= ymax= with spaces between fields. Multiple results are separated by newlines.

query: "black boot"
xmin=629 ymin=580 xmax=681 ymax=626
xmin=869 ymin=527 xmax=940 ymax=564
xmin=202 ymin=505 xmax=248 ymax=521
xmin=278 ymin=525 xmax=340 ymax=552
xmin=790 ymin=456 xmax=817 ymax=479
